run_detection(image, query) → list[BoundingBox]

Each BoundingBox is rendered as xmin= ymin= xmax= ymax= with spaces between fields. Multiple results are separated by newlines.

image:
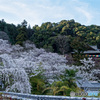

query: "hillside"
xmin=0 ymin=19 xmax=100 ymax=95
xmin=0 ymin=19 xmax=100 ymax=54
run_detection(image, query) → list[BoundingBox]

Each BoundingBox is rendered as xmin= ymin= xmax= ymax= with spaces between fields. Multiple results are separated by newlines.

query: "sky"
xmin=0 ymin=0 xmax=100 ymax=27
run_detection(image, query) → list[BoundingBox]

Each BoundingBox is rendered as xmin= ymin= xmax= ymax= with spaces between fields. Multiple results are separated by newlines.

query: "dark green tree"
xmin=27 ymin=24 xmax=34 ymax=40
xmin=70 ymin=37 xmax=88 ymax=54
xmin=97 ymin=40 xmax=100 ymax=49
xmin=16 ymin=20 xmax=28 ymax=45
xmin=55 ymin=35 xmax=70 ymax=55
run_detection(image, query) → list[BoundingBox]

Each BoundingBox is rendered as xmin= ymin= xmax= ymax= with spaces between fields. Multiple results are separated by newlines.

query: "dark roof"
xmin=71 ymin=45 xmax=100 ymax=54
xmin=76 ymin=79 xmax=93 ymax=88
xmin=84 ymin=50 xmax=100 ymax=54
xmin=91 ymin=83 xmax=100 ymax=88
xmin=71 ymin=50 xmax=100 ymax=54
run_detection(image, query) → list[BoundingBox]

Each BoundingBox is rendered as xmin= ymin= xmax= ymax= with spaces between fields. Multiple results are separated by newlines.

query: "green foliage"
xmin=43 ymin=44 xmax=54 ymax=52
xmin=54 ymin=35 xmax=71 ymax=54
xmin=30 ymin=73 xmax=46 ymax=95
xmin=16 ymin=20 xmax=28 ymax=45
xmin=72 ymin=53 xmax=84 ymax=65
xmin=0 ymin=62 xmax=4 ymax=66
xmin=70 ymin=37 xmax=88 ymax=53
xmin=98 ymin=90 xmax=100 ymax=97
xmin=0 ymin=19 xmax=100 ymax=53
xmin=70 ymin=37 xmax=89 ymax=65
xmin=1 ymin=19 xmax=100 ymax=95
xmin=42 ymin=69 xmax=77 ymax=96
xmin=60 ymin=69 xmax=77 ymax=88
xmin=29 ymin=69 xmax=77 ymax=96
xmin=97 ymin=40 xmax=100 ymax=49
xmin=29 ymin=63 xmax=48 ymax=95
xmin=0 ymin=19 xmax=34 ymax=45
xmin=42 ymin=81 xmax=71 ymax=96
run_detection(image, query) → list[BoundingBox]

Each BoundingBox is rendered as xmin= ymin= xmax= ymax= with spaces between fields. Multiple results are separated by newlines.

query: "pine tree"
xmin=16 ymin=20 xmax=27 ymax=45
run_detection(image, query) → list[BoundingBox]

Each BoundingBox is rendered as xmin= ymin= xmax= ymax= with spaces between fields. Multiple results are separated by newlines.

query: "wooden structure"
xmin=76 ymin=79 xmax=100 ymax=96
xmin=71 ymin=45 xmax=100 ymax=58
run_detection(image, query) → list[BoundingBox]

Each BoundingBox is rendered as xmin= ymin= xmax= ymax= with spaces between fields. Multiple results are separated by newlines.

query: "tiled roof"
xmin=91 ymin=83 xmax=100 ymax=87
xmin=71 ymin=45 xmax=100 ymax=54
xmin=84 ymin=50 xmax=100 ymax=54
xmin=71 ymin=50 xmax=100 ymax=54
xmin=77 ymin=79 xmax=93 ymax=88
xmin=76 ymin=81 xmax=81 ymax=87
xmin=81 ymin=80 xmax=93 ymax=87
xmin=76 ymin=79 xmax=100 ymax=88
xmin=89 ymin=45 xmax=97 ymax=50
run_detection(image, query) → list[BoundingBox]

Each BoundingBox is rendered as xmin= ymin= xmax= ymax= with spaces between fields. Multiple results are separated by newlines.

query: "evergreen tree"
xmin=27 ymin=24 xmax=34 ymax=40
xmin=97 ymin=40 xmax=100 ymax=49
xmin=16 ymin=20 xmax=28 ymax=45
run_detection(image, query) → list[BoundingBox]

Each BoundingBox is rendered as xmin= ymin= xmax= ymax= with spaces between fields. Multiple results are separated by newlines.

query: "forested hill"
xmin=0 ymin=19 xmax=100 ymax=54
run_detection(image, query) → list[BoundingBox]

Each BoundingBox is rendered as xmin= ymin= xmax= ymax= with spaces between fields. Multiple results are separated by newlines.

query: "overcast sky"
xmin=0 ymin=0 xmax=100 ymax=26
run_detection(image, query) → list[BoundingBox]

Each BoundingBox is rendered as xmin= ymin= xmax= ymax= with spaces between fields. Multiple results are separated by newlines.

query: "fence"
xmin=0 ymin=91 xmax=100 ymax=100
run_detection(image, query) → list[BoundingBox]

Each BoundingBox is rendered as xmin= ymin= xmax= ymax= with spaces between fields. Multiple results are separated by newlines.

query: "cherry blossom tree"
xmin=0 ymin=39 xmax=99 ymax=94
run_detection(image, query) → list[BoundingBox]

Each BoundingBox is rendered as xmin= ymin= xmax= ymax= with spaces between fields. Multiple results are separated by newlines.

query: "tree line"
xmin=0 ymin=19 xmax=100 ymax=54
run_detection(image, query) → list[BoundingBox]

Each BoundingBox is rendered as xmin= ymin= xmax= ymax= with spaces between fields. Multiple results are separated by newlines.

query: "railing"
xmin=0 ymin=91 xmax=100 ymax=100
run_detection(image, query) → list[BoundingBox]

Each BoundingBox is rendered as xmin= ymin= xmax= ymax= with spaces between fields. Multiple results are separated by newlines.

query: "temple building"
xmin=76 ymin=79 xmax=100 ymax=96
xmin=84 ymin=45 xmax=100 ymax=57
xmin=71 ymin=45 xmax=100 ymax=58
